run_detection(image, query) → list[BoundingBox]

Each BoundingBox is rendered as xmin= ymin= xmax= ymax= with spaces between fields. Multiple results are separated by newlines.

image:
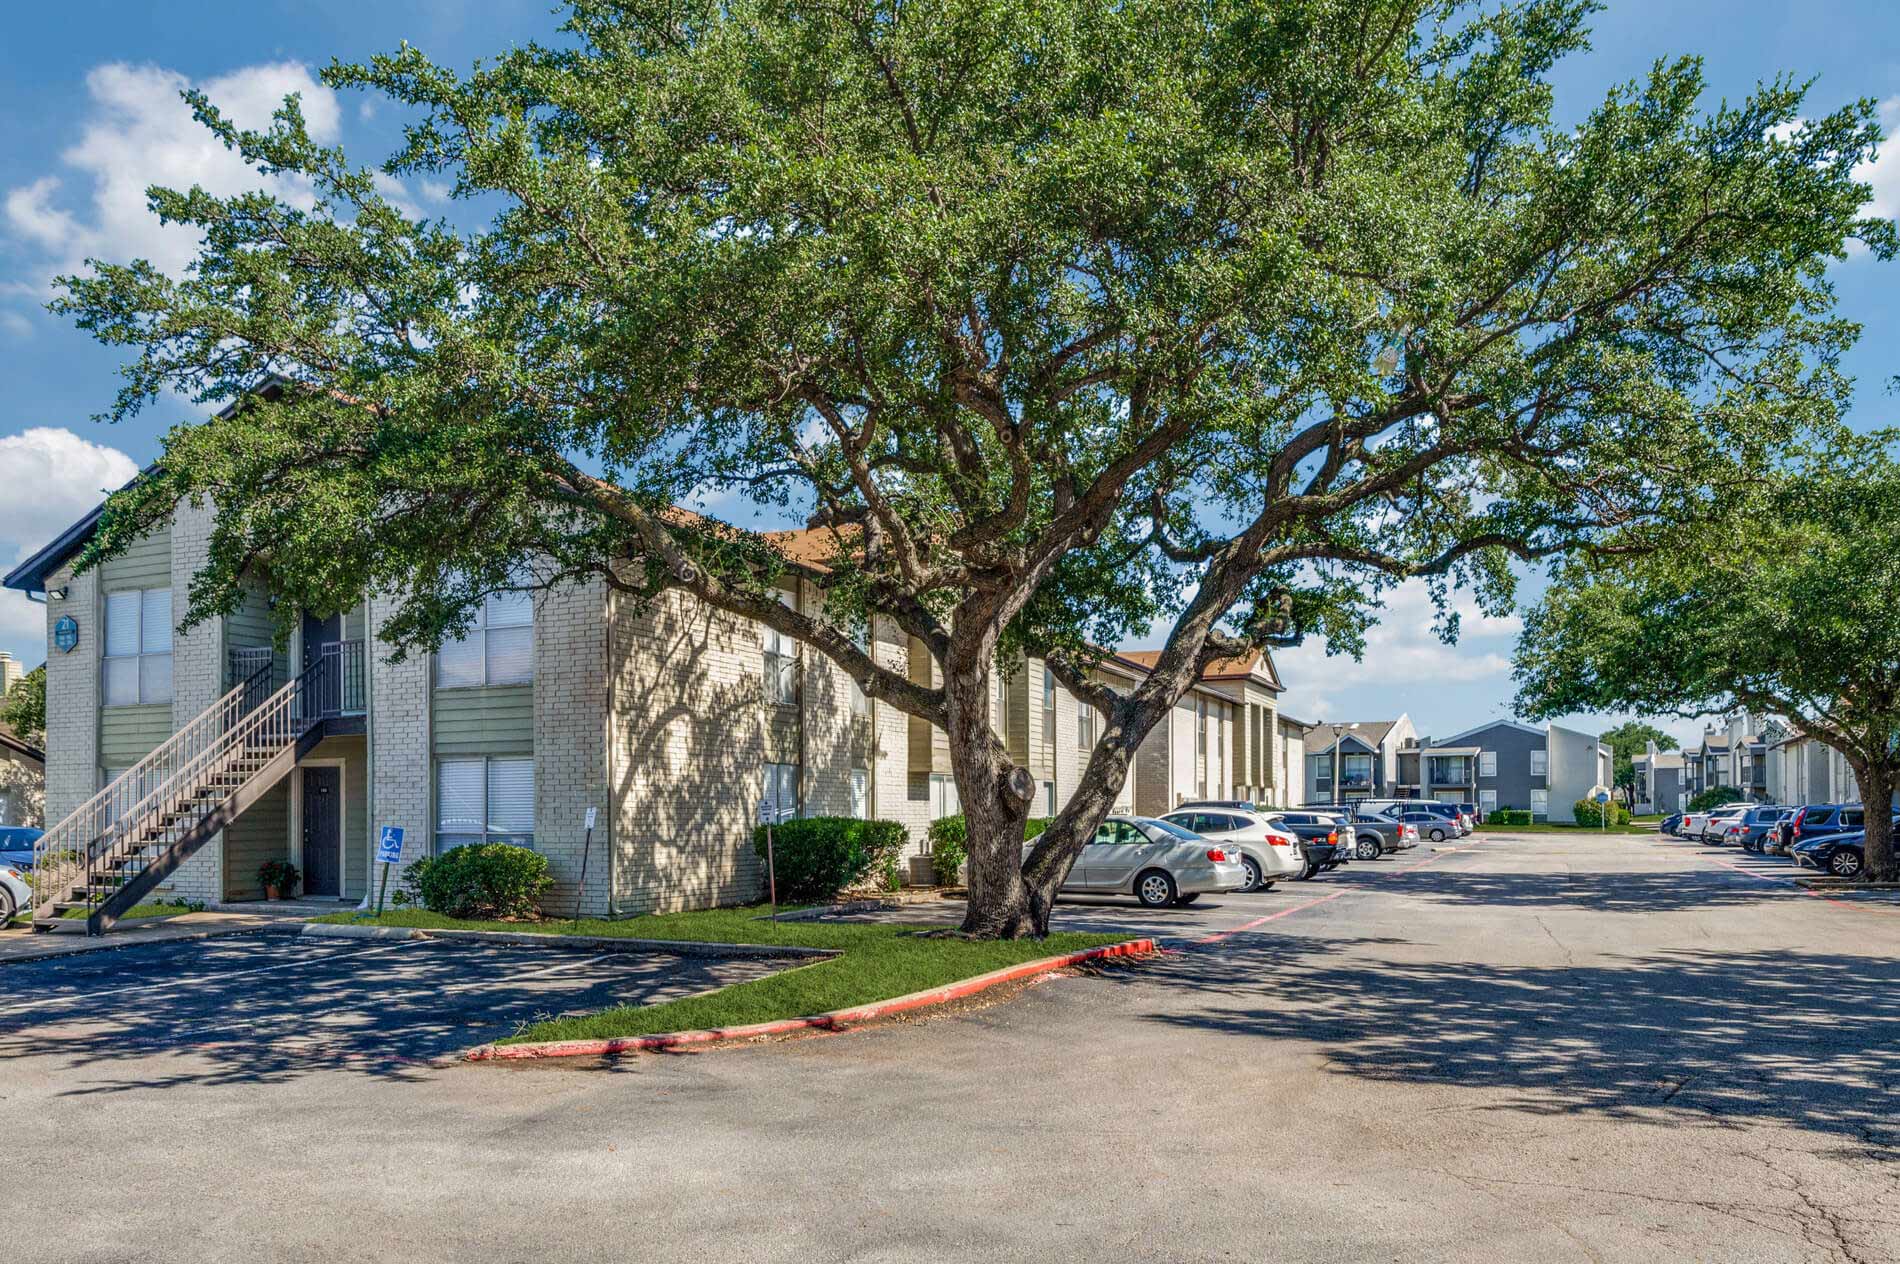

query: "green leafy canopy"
xmin=46 ymin=0 xmax=1898 ymax=926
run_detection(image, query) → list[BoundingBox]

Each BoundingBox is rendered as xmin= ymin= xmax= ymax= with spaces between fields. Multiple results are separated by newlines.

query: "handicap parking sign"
xmin=376 ymin=826 xmax=405 ymax=864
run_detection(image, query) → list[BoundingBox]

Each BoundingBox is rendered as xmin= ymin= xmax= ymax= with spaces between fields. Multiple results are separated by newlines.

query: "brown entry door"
xmin=303 ymin=767 xmax=342 ymax=898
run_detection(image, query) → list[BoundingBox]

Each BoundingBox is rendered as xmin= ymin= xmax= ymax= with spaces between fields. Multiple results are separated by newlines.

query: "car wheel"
xmin=1295 ymin=861 xmax=1317 ymax=881
xmin=1429 ymin=828 xmax=1447 ymax=842
xmin=1829 ymin=850 xmax=1863 ymax=879
xmin=1323 ymin=861 xmax=1340 ymax=871
xmin=1256 ymin=881 xmax=1275 ymax=893
xmin=1135 ymin=869 xmax=1178 ymax=909
xmin=1239 ymin=855 xmax=1263 ymax=893
xmin=1174 ymin=892 xmax=1201 ymax=905
xmin=1355 ymin=834 xmax=1382 ymax=861
xmin=0 ymin=886 xmax=13 ymax=922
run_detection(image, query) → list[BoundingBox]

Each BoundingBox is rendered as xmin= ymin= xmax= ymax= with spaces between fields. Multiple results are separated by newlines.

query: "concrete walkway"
xmin=0 ymin=908 xmax=303 ymax=963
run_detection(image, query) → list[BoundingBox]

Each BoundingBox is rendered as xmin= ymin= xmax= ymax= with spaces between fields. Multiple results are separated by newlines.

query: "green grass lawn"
xmin=312 ymin=904 xmax=1131 ymax=1044
xmin=58 ymin=900 xmax=198 ymax=921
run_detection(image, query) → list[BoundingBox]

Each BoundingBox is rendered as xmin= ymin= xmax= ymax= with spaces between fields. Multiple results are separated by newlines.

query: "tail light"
xmin=1206 ymin=849 xmax=1227 ymax=862
xmin=1267 ymin=832 xmax=1292 ymax=846
xmin=1327 ymin=830 xmax=1338 ymax=844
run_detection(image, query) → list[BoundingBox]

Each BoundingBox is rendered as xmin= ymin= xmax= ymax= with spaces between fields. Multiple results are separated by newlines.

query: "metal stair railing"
xmin=30 ymin=646 xmax=352 ymax=925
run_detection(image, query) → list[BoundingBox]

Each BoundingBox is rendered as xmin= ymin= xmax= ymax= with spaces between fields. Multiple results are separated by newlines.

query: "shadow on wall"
xmin=1124 ymin=928 xmax=1900 ymax=1158
xmin=609 ymin=595 xmax=887 ymax=914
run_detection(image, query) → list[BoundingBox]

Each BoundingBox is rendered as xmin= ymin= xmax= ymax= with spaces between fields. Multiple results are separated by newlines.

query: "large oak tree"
xmin=55 ymin=0 xmax=1891 ymax=934
xmin=1515 ymin=440 xmax=1900 ymax=881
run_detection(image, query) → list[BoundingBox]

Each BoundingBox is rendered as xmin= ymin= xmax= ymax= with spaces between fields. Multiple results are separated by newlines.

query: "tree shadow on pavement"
xmin=0 ymin=934 xmax=789 ymax=1092
xmin=1354 ymin=866 xmax=1801 ymax=914
xmin=1135 ymin=937 xmax=1900 ymax=1161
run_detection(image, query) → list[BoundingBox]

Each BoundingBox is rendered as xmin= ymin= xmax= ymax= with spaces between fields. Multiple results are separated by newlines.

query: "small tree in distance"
xmin=1516 ymin=443 xmax=1900 ymax=881
xmin=53 ymin=0 xmax=1891 ymax=935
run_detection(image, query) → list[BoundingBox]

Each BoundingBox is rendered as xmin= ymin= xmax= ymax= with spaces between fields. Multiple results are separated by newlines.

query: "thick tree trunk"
xmin=940 ymin=658 xmax=1041 ymax=938
xmin=1853 ymin=759 xmax=1898 ymax=882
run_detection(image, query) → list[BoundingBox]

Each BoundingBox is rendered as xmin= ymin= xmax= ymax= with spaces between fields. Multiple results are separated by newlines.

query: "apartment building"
xmin=1300 ymin=717 xmax=1418 ymax=803
xmin=1416 ymin=720 xmax=1611 ymax=820
xmin=1630 ymin=742 xmax=1685 ymax=814
xmin=8 ymin=496 xmax=1286 ymax=928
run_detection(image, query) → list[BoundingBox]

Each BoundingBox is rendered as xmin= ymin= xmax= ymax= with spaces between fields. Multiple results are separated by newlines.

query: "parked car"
xmin=1345 ymin=810 xmax=1419 ymax=860
xmin=1659 ymin=813 xmax=1683 ymax=836
xmin=0 ymin=826 xmax=42 ymax=870
xmin=1675 ymin=811 xmax=1706 ymax=839
xmin=1052 ymin=816 xmax=1249 ymax=908
xmin=1393 ymin=808 xmax=1459 ymax=843
xmin=1697 ymin=804 xmax=1752 ymax=843
xmin=1788 ymin=803 xmax=1863 ymax=850
xmin=1791 ymin=830 xmax=1866 ymax=878
xmin=1396 ymin=801 xmax=1471 ymax=836
xmin=0 ymin=863 xmax=29 ymax=924
xmin=1174 ymin=799 xmax=1259 ymax=814
xmin=1261 ymin=811 xmax=1348 ymax=878
xmin=1160 ymin=809 xmax=1305 ymax=893
xmin=1724 ymin=805 xmax=1789 ymax=852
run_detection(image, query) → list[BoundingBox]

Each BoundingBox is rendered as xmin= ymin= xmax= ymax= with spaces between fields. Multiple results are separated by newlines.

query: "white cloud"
xmin=1858 ymin=95 xmax=1900 ymax=225
xmin=1274 ymin=579 xmax=1521 ymax=717
xmin=3 ymin=60 xmax=342 ymax=286
xmin=0 ymin=310 xmax=31 ymax=340
xmin=0 ymin=427 xmax=139 ymax=658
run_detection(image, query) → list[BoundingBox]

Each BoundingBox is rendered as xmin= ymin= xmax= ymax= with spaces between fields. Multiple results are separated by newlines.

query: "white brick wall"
xmin=533 ymin=576 xmax=610 ymax=916
xmin=368 ymin=594 xmax=432 ymax=875
xmin=43 ymin=560 xmax=97 ymax=823
xmin=162 ymin=499 xmax=223 ymax=902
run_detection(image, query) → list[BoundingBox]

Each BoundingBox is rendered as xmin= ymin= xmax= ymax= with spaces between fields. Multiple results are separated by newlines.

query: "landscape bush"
xmin=751 ymin=816 xmax=907 ymax=902
xmin=1572 ymin=798 xmax=1633 ymax=827
xmin=927 ymin=815 xmax=1053 ymax=885
xmin=402 ymin=842 xmax=553 ymax=919
xmin=1687 ymin=786 xmax=1747 ymax=813
xmin=1485 ymin=809 xmax=1534 ymax=826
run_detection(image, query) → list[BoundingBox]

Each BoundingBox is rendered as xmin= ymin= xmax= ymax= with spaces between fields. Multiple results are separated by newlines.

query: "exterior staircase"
xmin=30 ymin=645 xmax=361 ymax=935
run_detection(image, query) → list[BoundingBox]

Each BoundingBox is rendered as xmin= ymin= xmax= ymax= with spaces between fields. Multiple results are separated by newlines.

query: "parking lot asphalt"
xmin=8 ymin=832 xmax=1899 ymax=1264
xmin=0 ymin=931 xmax=792 ymax=1069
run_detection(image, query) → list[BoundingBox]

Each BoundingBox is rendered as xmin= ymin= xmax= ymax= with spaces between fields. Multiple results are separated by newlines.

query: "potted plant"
xmin=258 ymin=859 xmax=300 ymax=901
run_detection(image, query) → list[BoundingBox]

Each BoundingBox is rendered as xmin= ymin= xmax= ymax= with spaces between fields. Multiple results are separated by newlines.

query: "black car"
xmin=1791 ymin=830 xmax=1865 ymax=878
xmin=1659 ymin=813 xmax=1683 ymax=836
xmin=1265 ymin=811 xmax=1348 ymax=878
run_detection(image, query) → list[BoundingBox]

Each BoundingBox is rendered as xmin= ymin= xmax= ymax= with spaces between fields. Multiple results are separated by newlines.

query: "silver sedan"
xmin=1049 ymin=816 xmax=1250 ymax=909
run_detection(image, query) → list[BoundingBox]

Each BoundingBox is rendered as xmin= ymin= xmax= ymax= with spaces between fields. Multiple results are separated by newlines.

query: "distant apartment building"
xmin=0 ymin=651 xmax=25 ymax=697
xmin=1416 ymin=720 xmax=1611 ymax=820
xmin=1300 ymin=717 xmax=1419 ymax=803
xmin=1631 ymin=742 xmax=1685 ymax=814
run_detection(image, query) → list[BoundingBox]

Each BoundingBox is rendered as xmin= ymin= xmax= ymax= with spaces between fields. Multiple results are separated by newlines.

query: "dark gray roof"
xmin=1302 ymin=720 xmax=1398 ymax=750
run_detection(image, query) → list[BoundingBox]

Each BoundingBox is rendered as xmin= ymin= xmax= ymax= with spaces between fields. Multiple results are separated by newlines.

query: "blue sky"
xmin=1 ymin=1 xmax=1896 ymax=748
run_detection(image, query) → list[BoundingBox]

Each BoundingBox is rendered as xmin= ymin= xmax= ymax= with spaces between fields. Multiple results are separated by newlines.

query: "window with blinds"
xmin=761 ymin=762 xmax=799 ymax=821
xmin=103 ymin=588 xmax=173 ymax=706
xmin=850 ymin=767 xmax=869 ymax=819
xmin=1041 ymin=668 xmax=1056 ymax=749
xmin=436 ymin=590 xmax=534 ymax=688
xmin=762 ymin=626 xmax=797 ymax=706
xmin=929 ymin=773 xmax=960 ymax=820
xmin=435 ymin=756 xmax=535 ymax=851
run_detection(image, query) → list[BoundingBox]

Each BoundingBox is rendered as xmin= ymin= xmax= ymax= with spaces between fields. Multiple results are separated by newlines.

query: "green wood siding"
xmin=97 ymin=524 xmax=171 ymax=592
xmin=433 ymin=684 xmax=533 ymax=755
xmin=223 ymin=778 xmax=290 ymax=900
xmin=223 ymin=585 xmax=288 ymax=686
xmin=100 ymin=704 xmax=170 ymax=765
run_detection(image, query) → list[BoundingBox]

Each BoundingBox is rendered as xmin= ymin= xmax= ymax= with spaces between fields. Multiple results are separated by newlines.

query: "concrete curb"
xmin=466 ymin=936 xmax=1157 ymax=1061
xmin=299 ymin=921 xmax=838 ymax=960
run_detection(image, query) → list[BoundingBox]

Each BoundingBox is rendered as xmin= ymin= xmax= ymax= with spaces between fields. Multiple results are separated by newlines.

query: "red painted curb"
xmin=466 ymin=937 xmax=1156 ymax=1061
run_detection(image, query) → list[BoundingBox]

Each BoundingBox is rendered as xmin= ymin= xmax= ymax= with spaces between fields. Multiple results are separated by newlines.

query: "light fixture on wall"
xmin=45 ymin=586 xmax=68 ymax=601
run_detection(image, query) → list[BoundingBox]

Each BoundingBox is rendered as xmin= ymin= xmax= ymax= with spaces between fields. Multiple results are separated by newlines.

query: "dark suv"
xmin=1788 ymin=803 xmax=1864 ymax=850
xmin=1264 ymin=811 xmax=1348 ymax=877
xmin=1726 ymin=805 xmax=1792 ymax=852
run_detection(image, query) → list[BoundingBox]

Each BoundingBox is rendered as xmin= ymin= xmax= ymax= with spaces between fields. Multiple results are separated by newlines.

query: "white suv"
xmin=1161 ymin=808 xmax=1305 ymax=892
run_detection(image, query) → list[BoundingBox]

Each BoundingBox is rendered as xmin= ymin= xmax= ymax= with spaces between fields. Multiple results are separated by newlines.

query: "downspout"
xmin=604 ymin=578 xmax=623 ymax=918
xmin=357 ymin=597 xmax=375 ymax=911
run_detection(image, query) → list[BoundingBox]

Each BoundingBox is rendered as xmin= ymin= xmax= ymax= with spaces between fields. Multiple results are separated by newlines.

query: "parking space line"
xmin=1661 ymin=839 xmax=1899 ymax=915
xmin=0 ymin=938 xmax=430 ymax=1015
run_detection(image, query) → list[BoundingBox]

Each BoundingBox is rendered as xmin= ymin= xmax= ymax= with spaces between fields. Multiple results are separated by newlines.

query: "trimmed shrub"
xmin=1485 ymin=809 xmax=1534 ymax=827
xmin=751 ymin=816 xmax=907 ymax=902
xmin=402 ymin=843 xmax=553 ymax=919
xmin=1572 ymin=798 xmax=1633 ymax=827
xmin=1688 ymin=786 xmax=1746 ymax=813
xmin=927 ymin=815 xmax=1052 ymax=885
xmin=927 ymin=814 xmax=968 ymax=886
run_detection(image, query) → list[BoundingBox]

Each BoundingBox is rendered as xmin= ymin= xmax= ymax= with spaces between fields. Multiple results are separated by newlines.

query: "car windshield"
xmin=1141 ymin=818 xmax=1204 ymax=841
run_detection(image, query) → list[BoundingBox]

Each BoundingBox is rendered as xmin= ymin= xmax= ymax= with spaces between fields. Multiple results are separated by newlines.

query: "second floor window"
xmin=103 ymin=588 xmax=173 ymax=705
xmin=1479 ymin=750 xmax=1498 ymax=777
xmin=762 ymin=624 xmax=797 ymax=705
xmin=1042 ymin=668 xmax=1056 ymax=747
xmin=1078 ymin=701 xmax=1097 ymax=750
xmin=1530 ymin=749 xmax=1547 ymax=776
xmin=437 ymin=590 xmax=533 ymax=688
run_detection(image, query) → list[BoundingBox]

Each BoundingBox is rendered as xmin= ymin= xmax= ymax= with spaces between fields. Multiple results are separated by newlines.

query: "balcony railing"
xmin=228 ymin=640 xmax=365 ymax=718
